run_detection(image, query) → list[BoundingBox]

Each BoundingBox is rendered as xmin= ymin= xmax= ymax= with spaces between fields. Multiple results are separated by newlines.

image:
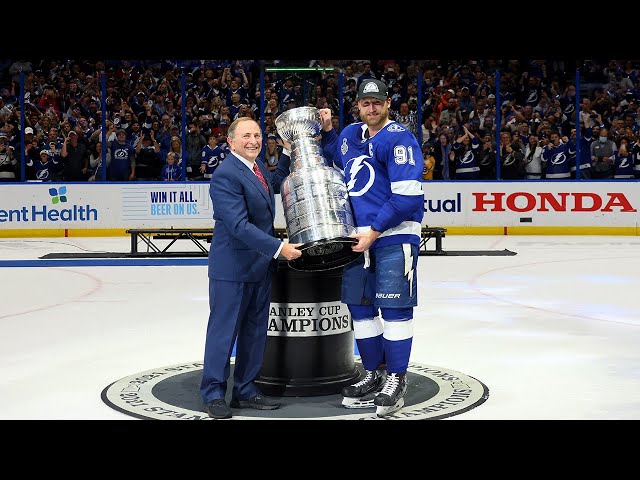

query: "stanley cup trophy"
xmin=276 ymin=106 xmax=362 ymax=271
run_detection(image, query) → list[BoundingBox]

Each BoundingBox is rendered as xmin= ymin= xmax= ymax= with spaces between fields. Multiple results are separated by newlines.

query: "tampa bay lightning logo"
xmin=526 ymin=89 xmax=539 ymax=105
xmin=503 ymin=152 xmax=518 ymax=167
xmin=461 ymin=151 xmax=475 ymax=165
xmin=36 ymin=169 xmax=49 ymax=181
xmin=346 ymin=154 xmax=375 ymax=197
xmin=563 ymin=102 xmax=575 ymax=115
xmin=551 ymin=151 xmax=566 ymax=165
xmin=114 ymin=147 xmax=129 ymax=159
xmin=619 ymin=156 xmax=631 ymax=168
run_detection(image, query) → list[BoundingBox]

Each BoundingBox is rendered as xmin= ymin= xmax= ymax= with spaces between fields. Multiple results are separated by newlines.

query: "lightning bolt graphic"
xmin=403 ymin=244 xmax=414 ymax=297
xmin=347 ymin=155 xmax=368 ymax=190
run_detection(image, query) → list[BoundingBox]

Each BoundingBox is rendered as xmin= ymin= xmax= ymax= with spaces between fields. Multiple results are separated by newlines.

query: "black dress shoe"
xmin=230 ymin=394 xmax=280 ymax=410
xmin=205 ymin=399 xmax=232 ymax=419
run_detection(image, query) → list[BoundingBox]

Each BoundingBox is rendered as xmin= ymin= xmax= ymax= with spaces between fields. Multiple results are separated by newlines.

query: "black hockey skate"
xmin=373 ymin=372 xmax=408 ymax=417
xmin=341 ymin=368 xmax=387 ymax=409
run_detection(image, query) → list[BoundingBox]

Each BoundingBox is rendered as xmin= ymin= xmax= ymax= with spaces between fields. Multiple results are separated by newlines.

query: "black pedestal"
xmin=255 ymin=260 xmax=361 ymax=396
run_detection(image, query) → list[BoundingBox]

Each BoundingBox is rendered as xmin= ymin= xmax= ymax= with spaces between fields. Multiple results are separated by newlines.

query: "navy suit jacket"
xmin=208 ymin=152 xmax=290 ymax=282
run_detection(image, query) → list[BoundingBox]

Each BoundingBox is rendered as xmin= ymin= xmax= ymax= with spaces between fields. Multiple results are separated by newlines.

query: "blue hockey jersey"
xmin=320 ymin=120 xmax=424 ymax=249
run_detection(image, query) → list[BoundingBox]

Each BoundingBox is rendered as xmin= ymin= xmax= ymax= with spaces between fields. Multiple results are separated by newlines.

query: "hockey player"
xmin=318 ymin=79 xmax=424 ymax=417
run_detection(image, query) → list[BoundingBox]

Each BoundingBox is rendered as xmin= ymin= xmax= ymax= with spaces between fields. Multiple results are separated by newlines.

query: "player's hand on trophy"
xmin=318 ymin=108 xmax=333 ymax=132
xmin=350 ymin=230 xmax=381 ymax=253
xmin=281 ymin=242 xmax=303 ymax=261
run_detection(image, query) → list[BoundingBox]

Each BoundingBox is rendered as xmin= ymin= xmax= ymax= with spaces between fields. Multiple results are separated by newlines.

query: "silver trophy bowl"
xmin=275 ymin=107 xmax=361 ymax=271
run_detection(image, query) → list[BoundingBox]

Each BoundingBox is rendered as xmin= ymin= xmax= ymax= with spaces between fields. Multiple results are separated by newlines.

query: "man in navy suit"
xmin=201 ymin=117 xmax=303 ymax=419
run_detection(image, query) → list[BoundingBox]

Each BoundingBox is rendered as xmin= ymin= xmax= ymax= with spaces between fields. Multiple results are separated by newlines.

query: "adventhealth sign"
xmin=0 ymin=186 xmax=99 ymax=223
xmin=0 ymin=183 xmax=213 ymax=230
xmin=0 ymin=204 xmax=98 ymax=222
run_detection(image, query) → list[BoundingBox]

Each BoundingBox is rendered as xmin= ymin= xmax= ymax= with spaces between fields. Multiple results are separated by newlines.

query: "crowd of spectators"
xmin=1 ymin=58 xmax=639 ymax=182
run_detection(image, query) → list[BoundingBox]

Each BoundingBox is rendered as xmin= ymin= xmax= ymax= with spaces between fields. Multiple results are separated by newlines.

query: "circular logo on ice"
xmin=101 ymin=358 xmax=489 ymax=420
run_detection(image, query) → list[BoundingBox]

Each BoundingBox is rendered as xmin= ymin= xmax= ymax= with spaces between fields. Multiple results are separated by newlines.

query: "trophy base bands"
xmin=288 ymin=236 xmax=361 ymax=272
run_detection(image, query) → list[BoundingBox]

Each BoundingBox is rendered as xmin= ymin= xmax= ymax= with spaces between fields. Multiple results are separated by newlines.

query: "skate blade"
xmin=375 ymin=397 xmax=405 ymax=417
xmin=342 ymin=394 xmax=377 ymax=409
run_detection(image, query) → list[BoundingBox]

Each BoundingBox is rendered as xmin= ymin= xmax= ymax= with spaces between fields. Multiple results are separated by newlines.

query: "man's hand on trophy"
xmin=281 ymin=242 xmax=303 ymax=261
xmin=350 ymin=230 xmax=381 ymax=253
xmin=318 ymin=108 xmax=333 ymax=131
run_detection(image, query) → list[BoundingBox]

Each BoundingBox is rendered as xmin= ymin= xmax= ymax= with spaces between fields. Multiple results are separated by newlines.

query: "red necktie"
xmin=253 ymin=162 xmax=269 ymax=193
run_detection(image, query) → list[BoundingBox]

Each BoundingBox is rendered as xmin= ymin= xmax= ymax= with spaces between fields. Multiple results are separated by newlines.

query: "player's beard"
xmin=359 ymin=104 xmax=389 ymax=129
